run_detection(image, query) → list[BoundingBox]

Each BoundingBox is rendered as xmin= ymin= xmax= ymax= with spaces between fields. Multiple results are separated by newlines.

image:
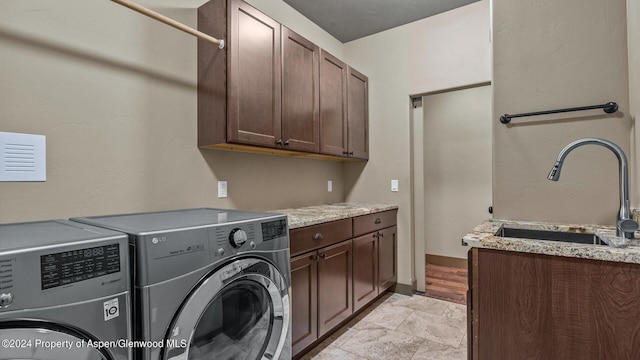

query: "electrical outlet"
xmin=328 ymin=180 xmax=332 ymax=192
xmin=218 ymin=181 xmax=227 ymax=198
xmin=391 ymin=179 xmax=399 ymax=192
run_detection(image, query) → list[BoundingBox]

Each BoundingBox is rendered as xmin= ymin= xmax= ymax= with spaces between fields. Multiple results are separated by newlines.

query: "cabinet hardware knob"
xmin=284 ymin=139 xmax=290 ymax=146
xmin=311 ymin=255 xmax=319 ymax=261
xmin=374 ymin=218 xmax=382 ymax=224
xmin=342 ymin=151 xmax=348 ymax=155
xmin=378 ymin=232 xmax=384 ymax=238
xmin=373 ymin=233 xmax=378 ymax=238
xmin=276 ymin=139 xmax=283 ymax=145
xmin=349 ymin=151 xmax=354 ymax=155
xmin=313 ymin=233 xmax=323 ymax=241
xmin=319 ymin=253 xmax=326 ymax=259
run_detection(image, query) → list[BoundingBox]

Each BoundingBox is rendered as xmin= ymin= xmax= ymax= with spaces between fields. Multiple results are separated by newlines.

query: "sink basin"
xmin=496 ymin=226 xmax=606 ymax=245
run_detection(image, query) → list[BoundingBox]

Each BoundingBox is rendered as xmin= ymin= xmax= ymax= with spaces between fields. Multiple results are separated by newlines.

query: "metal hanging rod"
xmin=111 ymin=0 xmax=225 ymax=49
xmin=499 ymin=101 xmax=618 ymax=124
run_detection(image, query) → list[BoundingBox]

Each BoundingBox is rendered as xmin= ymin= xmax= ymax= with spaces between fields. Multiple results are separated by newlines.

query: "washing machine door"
xmin=0 ymin=322 xmax=112 ymax=360
xmin=163 ymin=257 xmax=290 ymax=360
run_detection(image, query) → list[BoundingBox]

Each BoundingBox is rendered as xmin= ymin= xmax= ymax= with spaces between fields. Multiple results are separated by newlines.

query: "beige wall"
xmin=0 ymin=0 xmax=345 ymax=223
xmin=423 ymin=85 xmax=493 ymax=260
xmin=493 ymin=0 xmax=632 ymax=225
xmin=344 ymin=1 xmax=491 ymax=287
xmin=629 ymin=0 xmax=640 ymax=208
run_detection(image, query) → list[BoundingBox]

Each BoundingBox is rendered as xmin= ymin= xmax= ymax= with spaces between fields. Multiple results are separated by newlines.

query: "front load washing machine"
xmin=72 ymin=208 xmax=291 ymax=360
xmin=0 ymin=220 xmax=131 ymax=360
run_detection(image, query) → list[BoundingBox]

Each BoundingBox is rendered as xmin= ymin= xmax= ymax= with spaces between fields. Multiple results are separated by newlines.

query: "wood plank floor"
xmin=424 ymin=263 xmax=468 ymax=305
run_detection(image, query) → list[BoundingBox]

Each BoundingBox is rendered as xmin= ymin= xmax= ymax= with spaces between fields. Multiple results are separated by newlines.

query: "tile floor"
xmin=302 ymin=293 xmax=467 ymax=360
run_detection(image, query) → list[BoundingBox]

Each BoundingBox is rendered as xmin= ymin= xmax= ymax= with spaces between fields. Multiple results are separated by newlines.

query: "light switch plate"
xmin=391 ymin=179 xmax=399 ymax=192
xmin=218 ymin=180 xmax=227 ymax=198
xmin=0 ymin=132 xmax=46 ymax=182
xmin=328 ymin=180 xmax=332 ymax=192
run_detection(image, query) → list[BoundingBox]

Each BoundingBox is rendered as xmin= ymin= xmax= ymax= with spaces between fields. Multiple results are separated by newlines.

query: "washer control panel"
xmin=211 ymin=217 xmax=288 ymax=258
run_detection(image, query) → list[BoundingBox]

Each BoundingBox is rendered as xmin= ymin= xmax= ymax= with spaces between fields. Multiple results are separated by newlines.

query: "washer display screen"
xmin=40 ymin=243 xmax=120 ymax=290
xmin=261 ymin=219 xmax=287 ymax=242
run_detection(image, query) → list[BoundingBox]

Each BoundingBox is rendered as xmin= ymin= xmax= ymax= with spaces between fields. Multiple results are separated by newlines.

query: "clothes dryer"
xmin=0 ymin=220 xmax=131 ymax=360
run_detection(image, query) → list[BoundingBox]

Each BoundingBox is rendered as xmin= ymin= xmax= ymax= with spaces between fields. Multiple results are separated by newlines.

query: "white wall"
xmin=492 ymin=0 xmax=632 ymax=225
xmin=0 ymin=0 xmax=346 ymax=223
xmin=344 ymin=0 xmax=491 ymax=287
xmin=423 ymin=85 xmax=493 ymax=260
xmin=629 ymin=0 xmax=640 ymax=208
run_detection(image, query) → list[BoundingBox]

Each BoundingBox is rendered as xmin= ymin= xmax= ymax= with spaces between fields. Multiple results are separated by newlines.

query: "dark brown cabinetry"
xmin=353 ymin=233 xmax=378 ymax=311
xmin=468 ymin=248 xmax=640 ymax=360
xmin=319 ymin=50 xmax=348 ymax=157
xmin=198 ymin=0 xmax=368 ymax=161
xmin=198 ymin=0 xmax=281 ymax=148
xmin=352 ymin=211 xmax=397 ymax=311
xmin=317 ymin=240 xmax=353 ymax=336
xmin=347 ymin=67 xmax=369 ymax=160
xmin=291 ymin=209 xmax=398 ymax=358
xmin=282 ymin=27 xmax=320 ymax=153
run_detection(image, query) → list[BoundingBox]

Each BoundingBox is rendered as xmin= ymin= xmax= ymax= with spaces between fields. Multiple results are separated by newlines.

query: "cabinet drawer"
xmin=290 ymin=219 xmax=353 ymax=256
xmin=353 ymin=209 xmax=397 ymax=237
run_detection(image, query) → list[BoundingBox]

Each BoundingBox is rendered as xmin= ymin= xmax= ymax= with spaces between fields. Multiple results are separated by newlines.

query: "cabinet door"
xmin=347 ymin=66 xmax=369 ymax=159
xmin=353 ymin=233 xmax=378 ymax=311
xmin=317 ymin=240 xmax=353 ymax=336
xmin=291 ymin=252 xmax=318 ymax=356
xmin=378 ymin=226 xmax=397 ymax=292
xmin=228 ymin=0 xmax=281 ymax=147
xmin=319 ymin=50 xmax=348 ymax=157
xmin=282 ymin=27 xmax=319 ymax=153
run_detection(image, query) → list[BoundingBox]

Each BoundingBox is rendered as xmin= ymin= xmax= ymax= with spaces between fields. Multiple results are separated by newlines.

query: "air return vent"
xmin=0 ymin=132 xmax=46 ymax=182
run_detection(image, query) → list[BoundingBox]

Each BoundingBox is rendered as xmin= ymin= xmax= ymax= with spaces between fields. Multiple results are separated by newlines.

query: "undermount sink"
xmin=496 ymin=226 xmax=607 ymax=246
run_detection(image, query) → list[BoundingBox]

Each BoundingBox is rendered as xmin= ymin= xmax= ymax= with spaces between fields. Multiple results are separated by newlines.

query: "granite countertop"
xmin=270 ymin=202 xmax=399 ymax=229
xmin=463 ymin=218 xmax=640 ymax=264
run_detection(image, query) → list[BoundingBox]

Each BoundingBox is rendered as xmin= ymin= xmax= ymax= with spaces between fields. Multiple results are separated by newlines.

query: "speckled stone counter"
xmin=270 ymin=203 xmax=399 ymax=229
xmin=463 ymin=219 xmax=640 ymax=264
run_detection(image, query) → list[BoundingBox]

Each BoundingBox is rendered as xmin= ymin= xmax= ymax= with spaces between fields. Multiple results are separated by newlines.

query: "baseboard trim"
xmin=392 ymin=282 xmax=414 ymax=296
xmin=426 ymin=254 xmax=467 ymax=269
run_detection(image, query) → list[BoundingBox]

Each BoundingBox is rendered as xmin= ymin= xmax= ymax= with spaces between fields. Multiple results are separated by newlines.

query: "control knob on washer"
xmin=0 ymin=293 xmax=14 ymax=308
xmin=229 ymin=228 xmax=247 ymax=248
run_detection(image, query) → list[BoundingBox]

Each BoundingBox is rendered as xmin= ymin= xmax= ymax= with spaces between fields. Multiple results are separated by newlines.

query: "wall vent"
xmin=0 ymin=132 xmax=46 ymax=182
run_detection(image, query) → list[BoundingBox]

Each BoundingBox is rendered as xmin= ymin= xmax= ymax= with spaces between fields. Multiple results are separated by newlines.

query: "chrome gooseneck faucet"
xmin=548 ymin=138 xmax=638 ymax=239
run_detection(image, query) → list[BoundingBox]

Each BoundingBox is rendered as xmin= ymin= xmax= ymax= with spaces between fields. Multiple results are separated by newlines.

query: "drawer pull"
xmin=313 ymin=233 xmax=323 ymax=241
xmin=375 ymin=218 xmax=382 ymax=224
xmin=378 ymin=232 xmax=384 ymax=238
xmin=319 ymin=253 xmax=326 ymax=259
xmin=311 ymin=255 xmax=319 ymax=261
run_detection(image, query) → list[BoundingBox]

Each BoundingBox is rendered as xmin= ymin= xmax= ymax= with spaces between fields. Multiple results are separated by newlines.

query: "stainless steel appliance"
xmin=72 ymin=208 xmax=291 ymax=360
xmin=0 ymin=220 xmax=131 ymax=360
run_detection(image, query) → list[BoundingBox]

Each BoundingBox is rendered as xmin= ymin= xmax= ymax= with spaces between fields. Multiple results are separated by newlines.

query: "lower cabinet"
xmin=291 ymin=209 xmax=397 ymax=358
xmin=378 ymin=225 xmax=397 ymax=291
xmin=468 ymin=247 xmax=640 ymax=360
xmin=291 ymin=240 xmax=353 ymax=355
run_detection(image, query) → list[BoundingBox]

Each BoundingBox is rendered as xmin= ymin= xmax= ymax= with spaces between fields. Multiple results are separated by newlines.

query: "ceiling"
xmin=282 ymin=0 xmax=481 ymax=43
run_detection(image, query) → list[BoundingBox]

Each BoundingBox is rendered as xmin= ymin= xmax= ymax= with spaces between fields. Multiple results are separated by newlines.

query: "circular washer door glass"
xmin=188 ymin=280 xmax=273 ymax=360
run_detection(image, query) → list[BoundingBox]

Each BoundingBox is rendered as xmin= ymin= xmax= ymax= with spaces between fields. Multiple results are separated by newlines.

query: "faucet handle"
xmin=617 ymin=219 xmax=639 ymax=239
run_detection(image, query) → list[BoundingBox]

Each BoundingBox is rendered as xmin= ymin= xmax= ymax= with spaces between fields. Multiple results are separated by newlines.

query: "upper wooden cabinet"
xmin=198 ymin=0 xmax=281 ymax=148
xmin=282 ymin=27 xmax=320 ymax=153
xmin=198 ymin=0 xmax=368 ymax=161
xmin=347 ymin=67 xmax=369 ymax=160
xmin=319 ymin=50 xmax=348 ymax=157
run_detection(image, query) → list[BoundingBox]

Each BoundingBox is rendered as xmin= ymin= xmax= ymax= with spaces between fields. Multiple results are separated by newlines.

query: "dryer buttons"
xmin=0 ymin=293 xmax=14 ymax=308
xmin=229 ymin=228 xmax=247 ymax=248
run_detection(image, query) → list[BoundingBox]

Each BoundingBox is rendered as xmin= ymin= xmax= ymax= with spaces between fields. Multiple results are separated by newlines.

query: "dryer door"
xmin=0 ymin=322 xmax=112 ymax=360
xmin=163 ymin=258 xmax=290 ymax=360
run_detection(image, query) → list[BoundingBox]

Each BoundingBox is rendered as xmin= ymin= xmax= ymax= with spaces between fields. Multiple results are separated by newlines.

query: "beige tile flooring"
xmin=302 ymin=293 xmax=467 ymax=360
